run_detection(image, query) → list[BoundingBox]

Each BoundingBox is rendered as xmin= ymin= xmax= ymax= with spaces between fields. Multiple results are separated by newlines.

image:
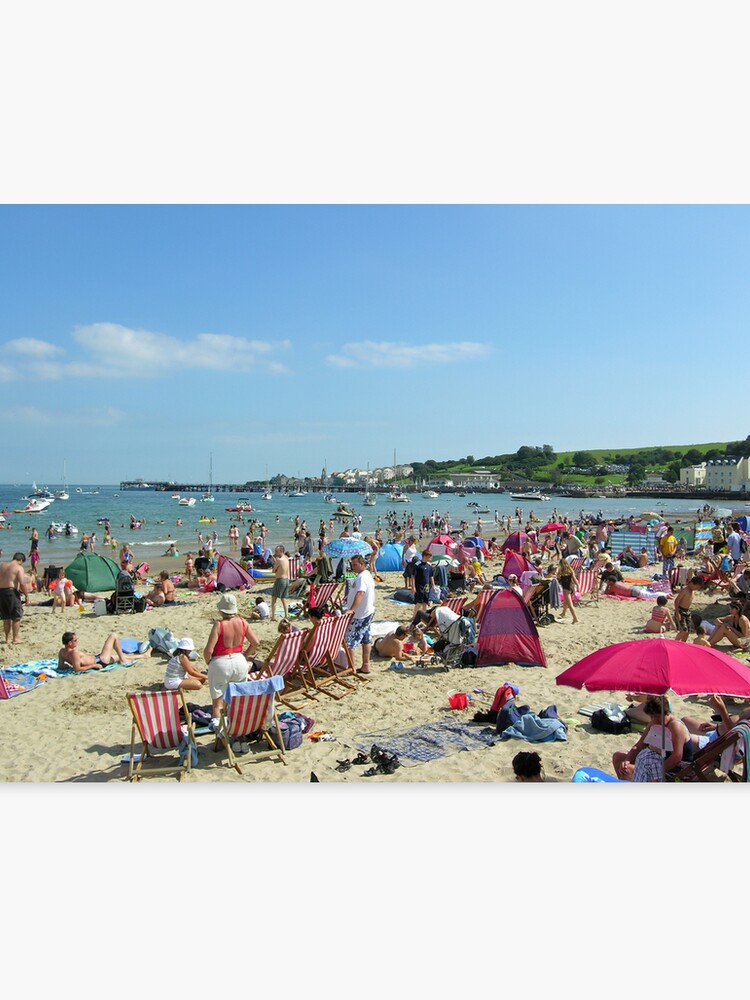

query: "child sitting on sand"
xmin=249 ymin=596 xmax=270 ymax=621
xmin=645 ymin=595 xmax=675 ymax=633
xmin=693 ymin=626 xmax=711 ymax=647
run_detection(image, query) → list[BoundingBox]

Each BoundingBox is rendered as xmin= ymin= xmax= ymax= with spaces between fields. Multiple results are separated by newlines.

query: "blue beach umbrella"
xmin=324 ymin=538 xmax=373 ymax=559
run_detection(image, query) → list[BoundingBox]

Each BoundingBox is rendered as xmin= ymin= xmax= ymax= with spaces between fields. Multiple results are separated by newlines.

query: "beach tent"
xmin=375 ymin=542 xmax=404 ymax=573
xmin=476 ymin=589 xmax=546 ymax=668
xmin=65 ymin=552 xmax=121 ymax=592
xmin=501 ymin=550 xmax=535 ymax=580
xmin=501 ymin=531 xmax=537 ymax=554
xmin=216 ymin=554 xmax=256 ymax=590
xmin=427 ymin=534 xmax=456 ymax=557
xmin=464 ymin=536 xmax=486 ymax=549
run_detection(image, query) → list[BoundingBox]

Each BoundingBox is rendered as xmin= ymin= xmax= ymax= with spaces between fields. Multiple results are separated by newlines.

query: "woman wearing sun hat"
xmin=203 ymin=593 xmax=260 ymax=728
xmin=163 ymin=637 xmax=207 ymax=692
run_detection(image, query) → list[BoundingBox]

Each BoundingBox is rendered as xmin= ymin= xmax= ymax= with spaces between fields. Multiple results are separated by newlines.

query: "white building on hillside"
xmin=680 ymin=463 xmax=707 ymax=488
xmin=703 ymin=457 xmax=750 ymax=492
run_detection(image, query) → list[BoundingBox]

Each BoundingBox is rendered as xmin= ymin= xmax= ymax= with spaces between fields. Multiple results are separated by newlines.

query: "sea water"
xmin=0 ymin=483 xmax=715 ymax=571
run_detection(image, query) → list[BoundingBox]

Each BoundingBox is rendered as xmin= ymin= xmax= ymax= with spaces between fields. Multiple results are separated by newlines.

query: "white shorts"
xmin=163 ymin=673 xmax=183 ymax=691
xmin=208 ymin=653 xmax=248 ymax=701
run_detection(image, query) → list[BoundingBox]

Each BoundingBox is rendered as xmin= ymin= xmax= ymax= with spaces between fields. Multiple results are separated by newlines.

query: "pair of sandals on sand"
xmin=336 ymin=744 xmax=402 ymax=776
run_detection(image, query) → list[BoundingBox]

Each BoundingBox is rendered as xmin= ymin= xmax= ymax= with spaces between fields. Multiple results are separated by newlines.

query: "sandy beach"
xmin=1 ymin=547 xmax=740 ymax=784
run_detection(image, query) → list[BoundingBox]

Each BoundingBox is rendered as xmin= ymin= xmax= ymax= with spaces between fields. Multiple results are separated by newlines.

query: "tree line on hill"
xmin=410 ymin=437 xmax=750 ymax=485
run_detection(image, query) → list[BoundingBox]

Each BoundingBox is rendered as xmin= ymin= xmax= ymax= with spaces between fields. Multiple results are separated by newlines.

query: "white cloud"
xmin=5 ymin=324 xmax=293 ymax=381
xmin=0 ymin=365 xmax=16 ymax=382
xmin=325 ymin=340 xmax=492 ymax=369
xmin=6 ymin=338 xmax=65 ymax=358
xmin=0 ymin=405 xmax=127 ymax=427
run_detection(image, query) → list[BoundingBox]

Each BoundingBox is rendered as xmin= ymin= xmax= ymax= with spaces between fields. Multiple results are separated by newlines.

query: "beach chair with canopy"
xmin=249 ymin=628 xmax=317 ymax=709
xmin=214 ymin=676 xmax=287 ymax=774
xmin=127 ymin=689 xmax=196 ymax=781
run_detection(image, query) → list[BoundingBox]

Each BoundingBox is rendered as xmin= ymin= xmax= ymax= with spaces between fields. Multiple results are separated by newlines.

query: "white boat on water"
xmin=178 ymin=497 xmax=197 ymax=507
xmin=422 ymin=490 xmax=440 ymax=499
xmin=261 ymin=492 xmax=273 ymax=500
xmin=389 ymin=492 xmax=410 ymax=502
xmin=509 ymin=491 xmax=550 ymax=501
xmin=171 ymin=493 xmax=181 ymax=500
xmin=55 ymin=462 xmax=70 ymax=500
xmin=201 ymin=454 xmax=215 ymax=502
xmin=50 ymin=521 xmax=78 ymax=535
xmin=363 ymin=491 xmax=376 ymax=506
xmin=15 ymin=498 xmax=53 ymax=513
xmin=324 ymin=492 xmax=338 ymax=503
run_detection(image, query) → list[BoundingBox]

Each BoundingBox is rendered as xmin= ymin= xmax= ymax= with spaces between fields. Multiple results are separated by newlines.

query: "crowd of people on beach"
xmin=3 ymin=501 xmax=750 ymax=782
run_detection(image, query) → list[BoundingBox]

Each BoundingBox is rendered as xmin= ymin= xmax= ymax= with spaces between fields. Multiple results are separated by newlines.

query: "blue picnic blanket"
xmin=357 ymin=717 xmax=498 ymax=764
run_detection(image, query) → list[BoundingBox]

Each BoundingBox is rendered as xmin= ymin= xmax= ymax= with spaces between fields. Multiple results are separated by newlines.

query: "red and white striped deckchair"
xmin=442 ymin=596 xmax=468 ymax=615
xmin=301 ymin=614 xmax=354 ymax=699
xmin=308 ymin=581 xmax=342 ymax=612
xmin=669 ymin=566 xmax=688 ymax=591
xmin=287 ymin=555 xmax=302 ymax=582
xmin=568 ymin=557 xmax=584 ymax=575
xmin=250 ymin=628 xmax=316 ymax=709
xmin=470 ymin=587 xmax=495 ymax=628
xmin=576 ymin=569 xmax=600 ymax=604
xmin=127 ymin=689 xmax=195 ymax=781
xmin=215 ymin=676 xmax=286 ymax=774
xmin=326 ymin=610 xmax=360 ymax=686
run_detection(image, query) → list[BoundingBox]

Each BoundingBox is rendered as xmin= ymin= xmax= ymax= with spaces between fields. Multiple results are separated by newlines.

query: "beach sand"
xmin=0 ymin=553 xmax=739 ymax=783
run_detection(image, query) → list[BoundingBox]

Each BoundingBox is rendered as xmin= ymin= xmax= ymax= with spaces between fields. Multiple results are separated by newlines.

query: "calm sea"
xmin=0 ymin=483 xmax=725 ymax=571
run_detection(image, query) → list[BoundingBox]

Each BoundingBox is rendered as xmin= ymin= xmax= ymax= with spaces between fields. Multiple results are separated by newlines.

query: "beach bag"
xmin=270 ymin=713 xmax=304 ymax=750
xmin=148 ymin=626 xmax=178 ymax=656
xmin=590 ymin=706 xmax=631 ymax=735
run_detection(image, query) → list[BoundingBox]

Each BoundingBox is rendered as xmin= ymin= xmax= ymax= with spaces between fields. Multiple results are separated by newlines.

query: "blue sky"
xmin=1 ymin=204 xmax=748 ymax=485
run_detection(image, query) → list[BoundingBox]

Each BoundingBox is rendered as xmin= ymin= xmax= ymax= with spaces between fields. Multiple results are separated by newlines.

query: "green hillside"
xmin=408 ymin=439 xmax=750 ymax=487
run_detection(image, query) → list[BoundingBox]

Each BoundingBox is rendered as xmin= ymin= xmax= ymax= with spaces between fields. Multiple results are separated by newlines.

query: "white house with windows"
xmin=680 ymin=463 xmax=707 ymax=488
xmin=702 ymin=457 xmax=750 ymax=492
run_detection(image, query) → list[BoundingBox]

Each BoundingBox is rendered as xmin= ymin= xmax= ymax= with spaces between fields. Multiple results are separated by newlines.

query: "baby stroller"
xmin=525 ymin=581 xmax=555 ymax=626
xmin=426 ymin=611 xmax=478 ymax=670
xmin=110 ymin=570 xmax=137 ymax=615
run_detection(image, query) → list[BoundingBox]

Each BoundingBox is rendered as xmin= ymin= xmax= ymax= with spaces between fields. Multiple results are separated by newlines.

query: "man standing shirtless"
xmin=271 ymin=545 xmax=290 ymax=621
xmin=57 ymin=631 xmax=152 ymax=672
xmin=0 ymin=552 xmax=30 ymax=644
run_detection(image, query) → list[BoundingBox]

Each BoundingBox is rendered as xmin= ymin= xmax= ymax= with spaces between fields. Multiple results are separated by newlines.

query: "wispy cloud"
xmin=4 ymin=324 xmax=292 ymax=381
xmin=325 ymin=340 xmax=492 ymax=369
xmin=0 ymin=405 xmax=127 ymax=427
xmin=6 ymin=338 xmax=65 ymax=358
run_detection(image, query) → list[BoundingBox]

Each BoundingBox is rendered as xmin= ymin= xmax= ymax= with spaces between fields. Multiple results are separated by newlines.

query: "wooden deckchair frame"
xmin=215 ymin=684 xmax=286 ymax=774
xmin=667 ymin=728 xmax=746 ymax=782
xmin=127 ymin=689 xmax=195 ymax=781
xmin=301 ymin=614 xmax=355 ymax=699
xmin=251 ymin=629 xmax=318 ymax=709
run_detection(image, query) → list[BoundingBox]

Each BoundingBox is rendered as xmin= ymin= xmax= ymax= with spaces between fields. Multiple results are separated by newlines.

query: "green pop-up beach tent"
xmin=64 ymin=551 xmax=121 ymax=592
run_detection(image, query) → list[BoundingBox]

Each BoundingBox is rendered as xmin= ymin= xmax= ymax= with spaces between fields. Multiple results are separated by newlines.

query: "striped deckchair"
xmin=250 ymin=628 xmax=317 ymax=709
xmin=568 ymin=557 xmax=584 ymax=575
xmin=471 ymin=587 xmax=495 ymax=627
xmin=308 ymin=581 xmax=342 ymax=612
xmin=127 ymin=689 xmax=195 ymax=781
xmin=327 ymin=610 xmax=360 ymax=686
xmin=288 ymin=555 xmax=302 ymax=582
xmin=301 ymin=614 xmax=354 ymax=699
xmin=442 ymin=596 xmax=468 ymax=615
xmin=215 ymin=676 xmax=286 ymax=773
xmin=576 ymin=569 xmax=600 ymax=604
xmin=669 ymin=566 xmax=688 ymax=590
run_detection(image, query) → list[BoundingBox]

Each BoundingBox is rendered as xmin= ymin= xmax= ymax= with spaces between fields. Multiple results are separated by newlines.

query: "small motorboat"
xmin=178 ymin=497 xmax=197 ymax=507
xmin=389 ymin=492 xmax=410 ymax=502
xmin=50 ymin=521 xmax=79 ymax=534
xmin=15 ymin=498 xmax=53 ymax=513
xmin=422 ymin=490 xmax=440 ymax=499
xmin=225 ymin=499 xmax=255 ymax=512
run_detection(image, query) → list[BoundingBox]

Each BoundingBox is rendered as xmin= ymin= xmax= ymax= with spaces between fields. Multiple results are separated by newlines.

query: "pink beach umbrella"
xmin=539 ymin=522 xmax=565 ymax=534
xmin=555 ymin=638 xmax=750 ymax=698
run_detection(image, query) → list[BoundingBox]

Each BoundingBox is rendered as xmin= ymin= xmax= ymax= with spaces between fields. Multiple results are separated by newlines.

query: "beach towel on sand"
xmin=5 ymin=657 xmax=136 ymax=681
xmin=498 ymin=713 xmax=568 ymax=743
xmin=356 ymin=717 xmax=498 ymax=764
